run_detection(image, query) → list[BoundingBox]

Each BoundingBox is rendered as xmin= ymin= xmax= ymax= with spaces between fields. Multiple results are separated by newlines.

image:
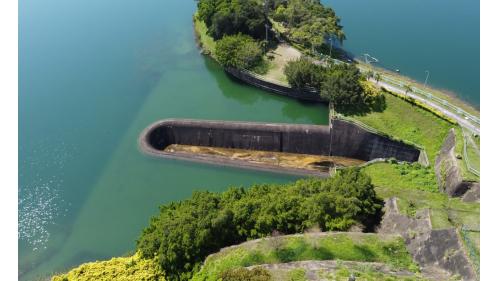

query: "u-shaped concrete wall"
xmin=140 ymin=118 xmax=421 ymax=168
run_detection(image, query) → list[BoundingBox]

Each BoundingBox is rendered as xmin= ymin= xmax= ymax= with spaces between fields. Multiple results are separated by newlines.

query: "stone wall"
xmin=225 ymin=67 xmax=326 ymax=103
xmin=435 ymin=129 xmax=477 ymax=197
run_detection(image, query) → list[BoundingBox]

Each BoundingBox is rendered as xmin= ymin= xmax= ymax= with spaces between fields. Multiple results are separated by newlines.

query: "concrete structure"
xmin=225 ymin=67 xmax=325 ymax=103
xmin=139 ymin=118 xmax=421 ymax=176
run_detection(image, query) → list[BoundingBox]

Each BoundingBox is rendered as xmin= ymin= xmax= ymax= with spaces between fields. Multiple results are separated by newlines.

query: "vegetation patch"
xmin=51 ymin=252 xmax=166 ymax=281
xmin=137 ymin=169 xmax=383 ymax=280
xmin=192 ymin=233 xmax=417 ymax=281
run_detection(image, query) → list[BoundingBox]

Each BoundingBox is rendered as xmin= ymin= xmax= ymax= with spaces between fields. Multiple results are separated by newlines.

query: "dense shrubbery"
xmin=283 ymin=57 xmax=325 ymax=89
xmin=137 ymin=168 xmax=383 ymax=280
xmin=197 ymin=0 xmax=267 ymax=40
xmin=269 ymin=0 xmax=345 ymax=49
xmin=283 ymin=59 xmax=384 ymax=110
xmin=51 ymin=252 xmax=166 ymax=281
xmin=215 ymin=34 xmax=264 ymax=69
xmin=320 ymin=63 xmax=364 ymax=106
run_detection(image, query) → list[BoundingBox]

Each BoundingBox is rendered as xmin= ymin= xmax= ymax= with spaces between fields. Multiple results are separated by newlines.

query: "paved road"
xmin=369 ymin=78 xmax=480 ymax=135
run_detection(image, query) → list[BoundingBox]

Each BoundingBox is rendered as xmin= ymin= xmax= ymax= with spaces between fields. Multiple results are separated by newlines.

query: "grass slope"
xmin=192 ymin=233 xmax=418 ymax=281
xmin=341 ymin=92 xmax=452 ymax=165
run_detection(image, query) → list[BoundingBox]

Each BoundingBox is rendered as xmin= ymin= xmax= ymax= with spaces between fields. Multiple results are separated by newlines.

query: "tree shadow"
xmin=335 ymin=94 xmax=387 ymax=117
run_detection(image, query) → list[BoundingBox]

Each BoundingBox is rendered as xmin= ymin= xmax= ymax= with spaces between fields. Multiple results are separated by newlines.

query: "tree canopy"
xmin=320 ymin=63 xmax=364 ymax=106
xmin=215 ymin=34 xmax=264 ymax=69
xmin=137 ymin=168 xmax=383 ymax=280
xmin=283 ymin=57 xmax=326 ymax=89
xmin=269 ymin=0 xmax=345 ymax=48
xmin=197 ymin=0 xmax=267 ymax=40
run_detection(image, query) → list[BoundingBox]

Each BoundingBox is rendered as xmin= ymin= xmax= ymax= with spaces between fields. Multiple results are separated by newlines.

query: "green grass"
xmin=372 ymin=178 xmax=479 ymax=230
xmin=192 ymin=233 xmax=418 ymax=281
xmin=193 ymin=15 xmax=216 ymax=55
xmin=453 ymin=127 xmax=479 ymax=181
xmin=363 ymin=162 xmax=439 ymax=193
xmin=341 ymin=92 xmax=452 ymax=165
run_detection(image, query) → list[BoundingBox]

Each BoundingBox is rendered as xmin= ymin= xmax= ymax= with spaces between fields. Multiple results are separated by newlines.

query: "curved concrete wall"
xmin=140 ymin=119 xmax=420 ymax=164
xmin=225 ymin=67 xmax=326 ymax=103
xmin=142 ymin=119 xmax=331 ymax=156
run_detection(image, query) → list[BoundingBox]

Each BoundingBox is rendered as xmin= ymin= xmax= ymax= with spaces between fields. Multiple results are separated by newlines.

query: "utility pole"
xmin=329 ymin=37 xmax=333 ymax=57
xmin=424 ymin=70 xmax=430 ymax=87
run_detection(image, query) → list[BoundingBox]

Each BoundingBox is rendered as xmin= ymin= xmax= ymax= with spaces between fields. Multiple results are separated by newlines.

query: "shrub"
xmin=215 ymin=34 xmax=264 ymax=69
xmin=137 ymin=168 xmax=383 ymax=280
xmin=51 ymin=252 xmax=166 ymax=281
xmin=284 ymin=57 xmax=326 ymax=89
xmin=220 ymin=267 xmax=272 ymax=281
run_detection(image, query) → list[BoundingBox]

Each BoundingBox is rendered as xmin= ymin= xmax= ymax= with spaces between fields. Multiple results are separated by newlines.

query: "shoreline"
xmin=356 ymin=60 xmax=480 ymax=117
xmin=193 ymin=16 xmax=479 ymax=122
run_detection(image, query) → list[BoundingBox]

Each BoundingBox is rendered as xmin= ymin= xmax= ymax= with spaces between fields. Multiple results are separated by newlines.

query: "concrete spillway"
xmin=139 ymin=119 xmax=422 ymax=176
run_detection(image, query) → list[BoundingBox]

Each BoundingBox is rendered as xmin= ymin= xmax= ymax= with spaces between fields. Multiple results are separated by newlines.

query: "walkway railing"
xmin=462 ymin=130 xmax=480 ymax=176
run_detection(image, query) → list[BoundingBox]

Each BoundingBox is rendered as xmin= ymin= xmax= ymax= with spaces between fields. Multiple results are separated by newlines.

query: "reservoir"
xmin=18 ymin=0 xmax=479 ymax=280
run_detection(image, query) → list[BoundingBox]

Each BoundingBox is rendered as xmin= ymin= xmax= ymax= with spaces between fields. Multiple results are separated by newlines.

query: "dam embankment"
xmin=139 ymin=118 xmax=422 ymax=175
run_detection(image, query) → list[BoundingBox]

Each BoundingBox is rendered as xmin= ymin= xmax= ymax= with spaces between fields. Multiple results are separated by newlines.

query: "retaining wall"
xmin=225 ymin=67 xmax=326 ymax=103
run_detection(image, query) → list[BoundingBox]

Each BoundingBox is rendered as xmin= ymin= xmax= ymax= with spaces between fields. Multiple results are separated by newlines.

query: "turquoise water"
xmin=18 ymin=0 xmax=479 ymax=279
xmin=326 ymin=0 xmax=480 ymax=107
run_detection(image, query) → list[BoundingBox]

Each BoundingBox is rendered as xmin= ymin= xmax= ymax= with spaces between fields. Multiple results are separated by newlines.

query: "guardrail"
xmin=378 ymin=75 xmax=480 ymax=126
xmin=460 ymin=225 xmax=480 ymax=278
xmin=462 ymin=130 xmax=480 ymax=176
xmin=311 ymin=51 xmax=480 ymax=128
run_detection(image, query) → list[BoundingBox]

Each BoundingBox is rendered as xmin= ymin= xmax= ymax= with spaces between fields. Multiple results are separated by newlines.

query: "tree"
xmin=215 ymin=34 xmax=264 ymax=69
xmin=284 ymin=58 xmax=325 ymax=89
xmin=404 ymin=84 xmax=412 ymax=94
xmin=320 ymin=63 xmax=364 ymax=105
xmin=198 ymin=0 xmax=267 ymax=40
xmin=137 ymin=169 xmax=383 ymax=280
xmin=374 ymin=73 xmax=381 ymax=83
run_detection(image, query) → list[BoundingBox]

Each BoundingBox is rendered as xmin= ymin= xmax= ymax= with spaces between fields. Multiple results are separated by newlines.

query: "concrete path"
xmin=370 ymin=78 xmax=480 ymax=135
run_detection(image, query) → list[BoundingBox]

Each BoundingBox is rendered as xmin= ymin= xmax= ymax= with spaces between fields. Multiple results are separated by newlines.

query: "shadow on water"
xmin=202 ymin=55 xmax=328 ymax=124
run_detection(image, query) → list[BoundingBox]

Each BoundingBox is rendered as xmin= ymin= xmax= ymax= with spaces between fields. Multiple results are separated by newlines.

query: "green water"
xmin=19 ymin=0 xmax=478 ymax=279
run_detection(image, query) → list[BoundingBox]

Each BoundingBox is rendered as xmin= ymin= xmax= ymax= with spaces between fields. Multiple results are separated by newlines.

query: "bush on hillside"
xmin=220 ymin=267 xmax=272 ymax=281
xmin=215 ymin=34 xmax=264 ymax=69
xmin=137 ymin=168 xmax=383 ymax=280
xmin=51 ymin=252 xmax=165 ymax=281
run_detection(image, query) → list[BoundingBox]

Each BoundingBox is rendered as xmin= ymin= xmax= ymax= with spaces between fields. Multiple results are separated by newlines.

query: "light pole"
xmin=424 ymin=70 xmax=430 ymax=87
xmin=264 ymin=23 xmax=269 ymax=49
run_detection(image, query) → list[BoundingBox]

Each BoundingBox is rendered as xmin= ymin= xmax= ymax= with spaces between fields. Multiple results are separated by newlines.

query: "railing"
xmin=460 ymin=225 xmax=480 ymax=278
xmin=462 ymin=130 xmax=480 ymax=176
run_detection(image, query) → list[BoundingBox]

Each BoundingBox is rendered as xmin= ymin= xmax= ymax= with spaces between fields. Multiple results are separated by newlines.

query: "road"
xmin=369 ymin=78 xmax=480 ymax=135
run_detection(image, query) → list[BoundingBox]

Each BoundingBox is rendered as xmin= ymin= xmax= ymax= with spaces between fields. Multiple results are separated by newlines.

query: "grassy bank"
xmin=192 ymin=233 xmax=419 ymax=281
xmin=193 ymin=15 xmax=216 ymax=55
xmin=341 ymin=92 xmax=452 ymax=165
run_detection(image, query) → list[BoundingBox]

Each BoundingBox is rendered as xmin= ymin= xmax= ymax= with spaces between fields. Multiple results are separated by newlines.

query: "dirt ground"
xmin=165 ymin=144 xmax=364 ymax=172
xmin=263 ymin=44 xmax=302 ymax=84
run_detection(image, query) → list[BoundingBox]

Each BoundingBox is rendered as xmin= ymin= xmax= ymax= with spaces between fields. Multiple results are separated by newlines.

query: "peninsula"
xmin=50 ymin=1 xmax=480 ymax=281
